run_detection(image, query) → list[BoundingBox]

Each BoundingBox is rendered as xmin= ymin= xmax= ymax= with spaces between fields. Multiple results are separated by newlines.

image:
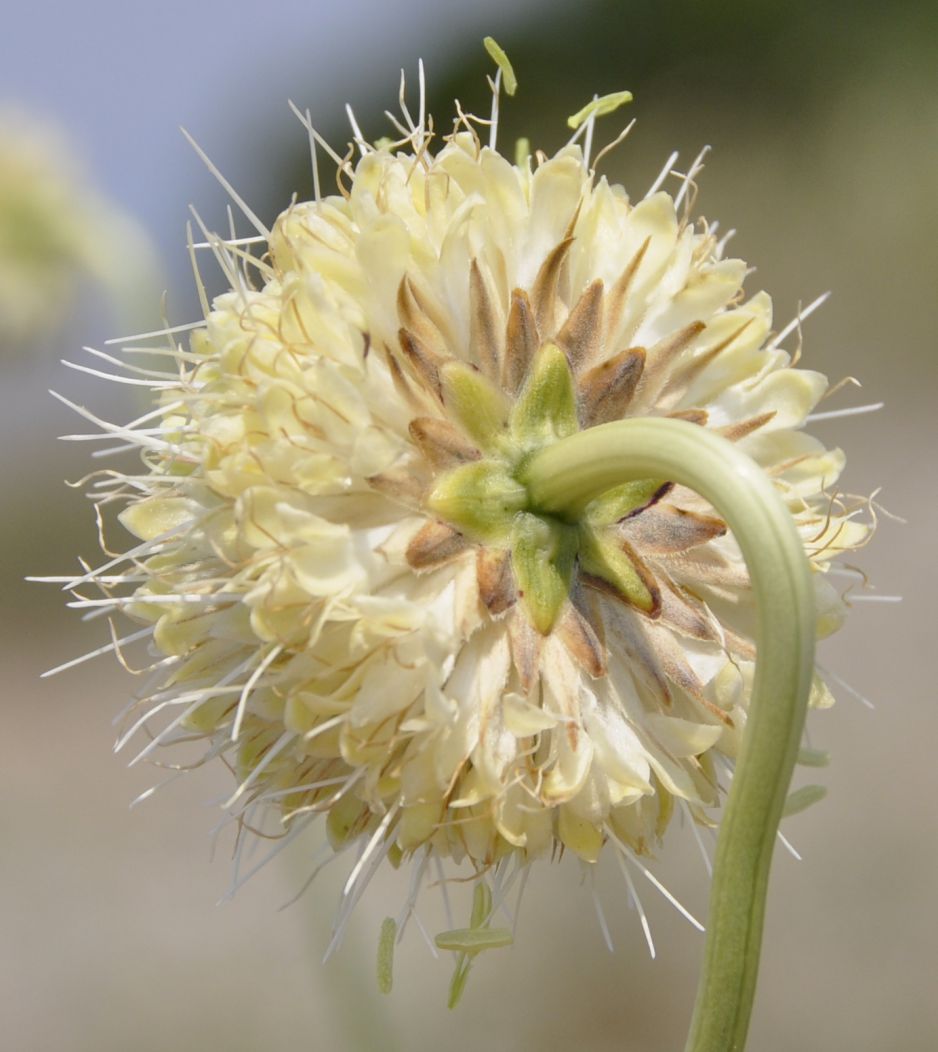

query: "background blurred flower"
xmin=0 ymin=108 xmax=157 ymax=350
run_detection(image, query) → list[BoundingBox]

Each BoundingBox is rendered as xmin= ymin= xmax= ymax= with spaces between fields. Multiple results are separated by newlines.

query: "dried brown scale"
xmin=475 ymin=548 xmax=516 ymax=614
xmin=408 ymin=416 xmax=481 ymax=469
xmin=503 ymin=289 xmax=539 ymax=394
xmin=663 ymin=318 xmax=756 ymax=399
xmin=555 ymin=277 xmax=604 ymax=371
xmin=652 ymin=573 xmax=724 ymax=643
xmin=622 ymin=504 xmax=727 ymax=554
xmin=397 ymin=326 xmax=444 ymax=400
xmin=507 ymin=611 xmax=542 ymax=693
xmin=604 ymin=236 xmax=652 ymax=343
xmin=581 ymin=566 xmax=662 ymax=616
xmin=631 ymin=321 xmax=708 ymax=414
xmin=578 ymin=347 xmax=646 ymax=427
xmin=715 ymin=411 xmax=777 ymax=442
xmin=405 ymin=520 xmax=469 ymax=570
xmin=667 ymin=408 xmax=710 ymax=425
xmin=529 ymin=236 xmax=574 ymax=335
xmin=555 ymin=604 xmax=607 ymax=678
xmin=468 ymin=258 xmax=502 ymax=378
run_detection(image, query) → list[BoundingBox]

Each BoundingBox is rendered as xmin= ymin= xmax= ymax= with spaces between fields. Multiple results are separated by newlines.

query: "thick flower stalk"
xmin=52 ymin=47 xmax=872 ymax=1041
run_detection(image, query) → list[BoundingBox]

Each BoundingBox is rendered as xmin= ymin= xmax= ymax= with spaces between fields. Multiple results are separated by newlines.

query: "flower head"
xmin=57 ymin=53 xmax=870 ymax=973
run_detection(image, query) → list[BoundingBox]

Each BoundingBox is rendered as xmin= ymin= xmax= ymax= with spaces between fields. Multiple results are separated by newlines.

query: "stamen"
xmin=188 ymin=205 xmax=249 ymax=304
xmin=614 ymin=837 xmax=705 ymax=932
xmin=411 ymin=909 xmax=440 ymax=958
xmin=223 ymin=731 xmax=295 ymax=808
xmin=681 ymin=800 xmax=714 ymax=879
xmin=488 ymin=70 xmax=502 ymax=151
xmin=847 ymin=593 xmax=902 ymax=603
xmin=511 ymin=864 xmax=531 ymax=937
xmin=345 ymin=103 xmax=369 ymax=155
xmin=325 ymin=834 xmax=395 ymax=961
xmin=589 ymin=868 xmax=615 ymax=952
xmin=591 ymin=118 xmax=636 ymax=171
xmin=397 ymin=69 xmax=417 ymax=137
xmin=807 ymin=402 xmax=884 ymax=422
xmin=767 ymin=291 xmax=830 ymax=349
xmin=417 ymin=58 xmax=427 ymax=152
xmin=287 ymin=101 xmax=348 ymax=169
xmin=231 ymin=644 xmax=284 ymax=742
xmin=674 ymin=145 xmax=710 ymax=212
xmin=40 ymin=625 xmax=153 ymax=678
xmin=60 ymin=359 xmax=177 ymax=388
xmin=104 ymin=320 xmax=205 ymax=345
xmin=434 ymin=855 xmax=455 ymax=930
xmin=221 ymin=812 xmax=318 ymax=903
xmin=646 ymin=150 xmax=679 ymax=197
xmin=180 ymin=127 xmax=270 ymax=238
xmin=776 ymin=831 xmax=802 ymax=861
xmin=614 ymin=848 xmax=656 ymax=958
xmin=396 ymin=845 xmax=432 ymax=937
xmin=483 ymin=37 xmax=517 ymax=96
xmin=342 ymin=805 xmax=398 ymax=898
xmin=81 ymin=345 xmax=181 ymax=379
xmin=189 ymin=235 xmax=266 ymax=250
xmin=50 ymin=391 xmax=184 ymax=456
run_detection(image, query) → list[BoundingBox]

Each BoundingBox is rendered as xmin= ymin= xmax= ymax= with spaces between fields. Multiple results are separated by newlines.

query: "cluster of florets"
xmin=57 ymin=57 xmax=870 ymax=974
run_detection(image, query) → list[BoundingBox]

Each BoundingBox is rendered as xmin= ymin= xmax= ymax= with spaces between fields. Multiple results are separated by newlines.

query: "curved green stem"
xmin=519 ymin=418 xmax=815 ymax=1052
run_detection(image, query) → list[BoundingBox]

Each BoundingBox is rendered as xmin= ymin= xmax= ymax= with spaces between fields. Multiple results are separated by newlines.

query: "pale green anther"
xmin=435 ymin=927 xmax=514 ymax=954
xmin=796 ymin=747 xmax=831 ymax=768
xmin=566 ymin=90 xmax=634 ymax=130
xmin=441 ymin=360 xmax=511 ymax=453
xmin=441 ymin=882 xmax=506 ymax=1009
xmin=447 ymin=957 xmax=472 ymax=1010
xmin=470 ymin=881 xmax=491 ymax=928
xmin=427 ymin=461 xmax=526 ymax=542
xmin=782 ymin=784 xmax=827 ymax=817
xmin=377 ymin=917 xmax=396 ymax=994
xmin=514 ymin=137 xmax=531 ymax=167
xmin=374 ymin=136 xmax=395 ymax=152
xmin=510 ymin=512 xmax=578 ymax=634
xmin=510 ymin=343 xmax=578 ymax=448
xmin=585 ymin=478 xmax=669 ymax=527
xmin=483 ymin=37 xmax=517 ymax=96
xmin=578 ymin=526 xmax=657 ymax=613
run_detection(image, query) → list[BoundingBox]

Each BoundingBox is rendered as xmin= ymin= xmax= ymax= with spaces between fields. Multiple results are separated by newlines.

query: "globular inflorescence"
xmin=52 ymin=47 xmax=872 ymax=990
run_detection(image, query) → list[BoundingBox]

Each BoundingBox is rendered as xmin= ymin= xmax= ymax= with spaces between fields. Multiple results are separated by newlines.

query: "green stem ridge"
xmin=519 ymin=419 xmax=816 ymax=1052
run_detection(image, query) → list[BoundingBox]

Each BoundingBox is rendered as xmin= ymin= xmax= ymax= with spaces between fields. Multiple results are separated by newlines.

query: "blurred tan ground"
xmin=3 ymin=46 xmax=937 ymax=1052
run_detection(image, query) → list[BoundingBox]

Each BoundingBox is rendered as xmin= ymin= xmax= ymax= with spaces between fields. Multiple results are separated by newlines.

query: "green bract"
xmin=425 ymin=343 xmax=668 ymax=632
